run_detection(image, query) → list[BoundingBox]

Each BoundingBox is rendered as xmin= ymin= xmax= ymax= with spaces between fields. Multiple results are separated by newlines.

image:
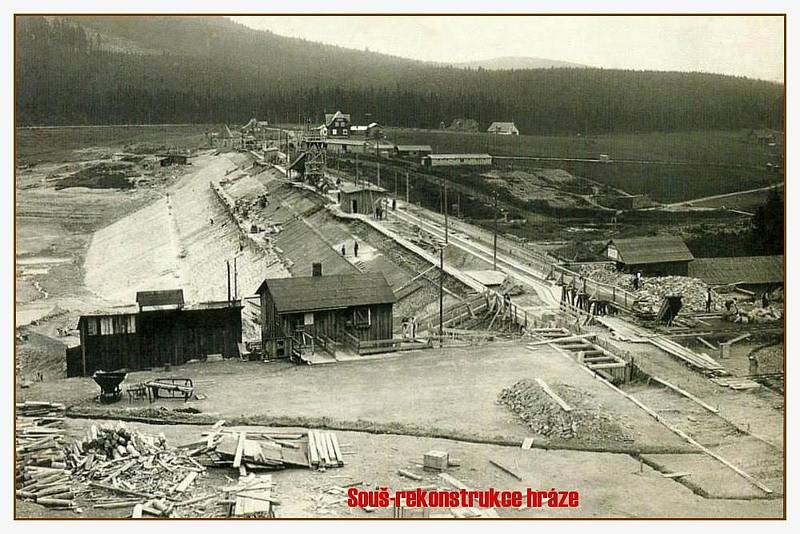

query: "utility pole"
xmin=394 ymin=170 xmax=398 ymax=199
xmin=233 ymin=256 xmax=238 ymax=300
xmin=493 ymin=190 xmax=499 ymax=271
xmin=356 ymin=152 xmax=360 ymax=187
xmin=376 ymin=140 xmax=381 ymax=189
xmin=443 ymin=178 xmax=449 ymax=244
xmin=439 ymin=246 xmax=444 ymax=348
xmin=226 ymin=260 xmax=231 ymax=302
xmin=406 ymin=171 xmax=409 ymax=204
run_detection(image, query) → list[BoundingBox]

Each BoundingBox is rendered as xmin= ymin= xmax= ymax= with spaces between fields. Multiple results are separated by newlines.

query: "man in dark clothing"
xmin=762 ymin=292 xmax=770 ymax=308
xmin=341 ymin=244 xmax=346 ymax=256
xmin=706 ymin=288 xmax=713 ymax=312
xmin=354 ymin=241 xmax=359 ymax=257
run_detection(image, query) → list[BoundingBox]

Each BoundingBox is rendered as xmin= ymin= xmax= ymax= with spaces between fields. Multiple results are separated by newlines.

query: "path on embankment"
xmin=84 ymin=153 xmax=289 ymax=334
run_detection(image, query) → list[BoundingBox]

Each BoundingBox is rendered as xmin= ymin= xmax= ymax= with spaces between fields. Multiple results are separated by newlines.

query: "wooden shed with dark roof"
xmin=689 ymin=255 xmax=783 ymax=292
xmin=256 ymin=269 xmax=396 ymax=360
xmin=603 ymin=235 xmax=694 ymax=276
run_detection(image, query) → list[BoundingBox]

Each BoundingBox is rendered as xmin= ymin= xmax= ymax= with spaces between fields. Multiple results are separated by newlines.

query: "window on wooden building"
xmin=353 ymin=307 xmax=371 ymax=328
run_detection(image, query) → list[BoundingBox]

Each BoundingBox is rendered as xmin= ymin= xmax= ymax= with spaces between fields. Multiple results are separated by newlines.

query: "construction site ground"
xmin=15 ymin=143 xmax=784 ymax=518
xmin=15 ymin=418 xmax=782 ymax=519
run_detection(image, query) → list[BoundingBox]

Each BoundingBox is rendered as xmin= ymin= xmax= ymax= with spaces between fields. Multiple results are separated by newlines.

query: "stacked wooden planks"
xmin=711 ymin=377 xmax=761 ymax=390
xmin=15 ymin=402 xmax=74 ymax=510
xmin=307 ymin=429 xmax=345 ymax=469
xmin=650 ymin=336 xmax=725 ymax=373
xmin=228 ymin=474 xmax=275 ymax=517
xmin=204 ymin=429 xmax=311 ymax=471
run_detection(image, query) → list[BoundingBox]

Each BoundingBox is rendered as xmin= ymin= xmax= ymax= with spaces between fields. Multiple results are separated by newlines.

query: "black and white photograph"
xmin=7 ymin=5 xmax=791 ymax=523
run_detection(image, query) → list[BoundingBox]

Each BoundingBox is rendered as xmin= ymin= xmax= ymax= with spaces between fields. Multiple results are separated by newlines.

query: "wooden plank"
xmin=728 ymin=333 xmax=752 ymax=345
xmin=316 ymin=431 xmax=331 ymax=468
xmin=174 ymin=471 xmax=198 ymax=493
xmin=530 ymin=333 xmax=596 ymax=346
xmin=398 ymin=469 xmax=422 ymax=481
xmin=232 ymin=433 xmax=246 ymax=469
xmin=521 ymin=438 xmax=534 ymax=450
xmin=534 ymin=378 xmax=572 ymax=412
xmin=439 ymin=472 xmax=471 ymax=490
xmin=132 ymin=504 xmax=143 ymax=518
xmin=307 ymin=430 xmax=319 ymax=467
xmin=329 ymin=432 xmax=344 ymax=467
xmin=489 ymin=459 xmax=523 ymax=481
xmin=697 ymin=337 xmax=717 ymax=351
xmin=651 ymin=376 xmax=719 ymax=414
xmin=662 ymin=472 xmax=691 ymax=479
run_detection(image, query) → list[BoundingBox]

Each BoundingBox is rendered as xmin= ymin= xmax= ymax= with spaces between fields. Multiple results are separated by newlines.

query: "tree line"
xmin=15 ymin=16 xmax=784 ymax=133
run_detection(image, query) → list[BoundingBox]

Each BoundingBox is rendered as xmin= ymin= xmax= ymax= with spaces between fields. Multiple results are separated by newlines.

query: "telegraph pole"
xmin=226 ymin=260 xmax=231 ymax=302
xmin=439 ymin=246 xmax=444 ymax=348
xmin=406 ymin=171 xmax=410 ymax=204
xmin=443 ymin=179 xmax=449 ymax=244
xmin=493 ymin=190 xmax=499 ymax=270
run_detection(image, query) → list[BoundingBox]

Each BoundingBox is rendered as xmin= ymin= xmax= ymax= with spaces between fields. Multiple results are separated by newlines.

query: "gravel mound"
xmin=498 ymin=379 xmax=632 ymax=442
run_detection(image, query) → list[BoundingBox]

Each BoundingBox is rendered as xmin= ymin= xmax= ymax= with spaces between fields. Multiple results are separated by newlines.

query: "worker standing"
xmin=762 ymin=292 xmax=770 ymax=308
xmin=749 ymin=354 xmax=759 ymax=376
xmin=341 ymin=244 xmax=346 ymax=256
xmin=354 ymin=240 xmax=359 ymax=257
xmin=706 ymin=288 xmax=713 ymax=312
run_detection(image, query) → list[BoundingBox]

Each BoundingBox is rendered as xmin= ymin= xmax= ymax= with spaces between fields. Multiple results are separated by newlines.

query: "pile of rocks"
xmin=498 ymin=380 xmax=631 ymax=442
xmin=579 ymin=264 xmax=716 ymax=314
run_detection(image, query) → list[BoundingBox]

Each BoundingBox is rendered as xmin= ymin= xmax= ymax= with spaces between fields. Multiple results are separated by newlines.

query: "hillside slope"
xmin=15 ymin=16 xmax=784 ymax=134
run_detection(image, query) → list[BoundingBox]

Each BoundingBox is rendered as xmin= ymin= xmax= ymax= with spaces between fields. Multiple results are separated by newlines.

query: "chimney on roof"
xmin=312 ymin=262 xmax=323 ymax=277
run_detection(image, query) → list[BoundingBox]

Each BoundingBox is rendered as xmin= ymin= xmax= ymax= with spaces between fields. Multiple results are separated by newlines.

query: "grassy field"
xmin=387 ymin=128 xmax=784 ymax=203
xmin=16 ymin=124 xmax=213 ymax=164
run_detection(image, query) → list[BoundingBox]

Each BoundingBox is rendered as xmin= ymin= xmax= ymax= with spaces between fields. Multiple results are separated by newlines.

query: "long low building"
xmin=604 ymin=235 xmax=694 ymax=276
xmin=689 ymin=255 xmax=784 ymax=292
xmin=421 ymin=153 xmax=493 ymax=167
xmin=67 ymin=289 xmax=242 ymax=377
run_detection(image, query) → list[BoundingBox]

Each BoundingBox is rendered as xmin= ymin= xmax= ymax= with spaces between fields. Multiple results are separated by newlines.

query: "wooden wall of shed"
xmin=74 ymin=307 xmax=242 ymax=376
xmin=340 ymin=190 xmax=384 ymax=215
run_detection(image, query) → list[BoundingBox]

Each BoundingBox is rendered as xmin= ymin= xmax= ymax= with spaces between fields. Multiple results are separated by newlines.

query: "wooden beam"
xmin=489 ymin=459 xmax=523 ymax=481
xmin=651 ymin=376 xmax=719 ymax=414
xmin=534 ymin=378 xmax=572 ymax=412
xmin=697 ymin=337 xmax=717 ymax=351
xmin=728 ymin=333 xmax=752 ymax=345
xmin=232 ymin=433 xmax=245 ymax=469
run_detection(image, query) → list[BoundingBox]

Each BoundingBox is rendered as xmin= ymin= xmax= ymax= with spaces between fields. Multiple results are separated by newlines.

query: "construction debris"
xmin=423 ymin=450 xmax=450 ymax=471
xmin=578 ymin=264 xmax=717 ymax=314
xmin=498 ymin=380 xmax=632 ymax=441
xmin=15 ymin=402 xmax=73 ymax=510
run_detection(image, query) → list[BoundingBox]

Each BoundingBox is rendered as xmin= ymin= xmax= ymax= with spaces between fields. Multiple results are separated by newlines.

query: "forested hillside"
xmin=15 ymin=16 xmax=784 ymax=132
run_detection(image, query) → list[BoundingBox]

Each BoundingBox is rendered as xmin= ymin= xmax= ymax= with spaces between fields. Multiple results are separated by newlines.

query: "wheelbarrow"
xmin=92 ymin=370 xmax=127 ymax=404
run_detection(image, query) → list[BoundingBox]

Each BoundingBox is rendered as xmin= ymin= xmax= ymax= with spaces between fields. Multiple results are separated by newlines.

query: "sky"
xmin=230 ymin=15 xmax=784 ymax=82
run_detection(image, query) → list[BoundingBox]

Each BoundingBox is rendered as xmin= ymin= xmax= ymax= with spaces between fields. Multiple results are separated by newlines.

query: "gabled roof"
xmin=487 ymin=121 xmax=519 ymax=132
xmin=426 ymin=153 xmax=492 ymax=160
xmin=256 ymin=273 xmax=396 ymax=314
xmin=136 ymin=289 xmax=185 ymax=308
xmin=606 ymin=236 xmax=694 ymax=265
xmin=689 ymin=256 xmax=784 ymax=286
xmin=339 ymin=182 xmax=384 ymax=194
xmin=325 ymin=111 xmax=351 ymax=126
xmin=396 ymin=145 xmax=432 ymax=152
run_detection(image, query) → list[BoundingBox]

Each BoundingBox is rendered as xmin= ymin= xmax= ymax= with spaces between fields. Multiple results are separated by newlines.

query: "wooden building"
xmin=325 ymin=111 xmax=351 ymax=138
xmin=326 ymin=139 xmax=368 ymax=155
xmin=487 ymin=121 xmax=520 ymax=135
xmin=422 ymin=153 xmax=493 ymax=168
xmin=68 ymin=290 xmax=242 ymax=377
xmin=338 ymin=183 xmax=386 ymax=215
xmin=603 ymin=236 xmax=694 ymax=276
xmin=395 ymin=145 xmax=432 ymax=159
xmin=158 ymin=154 xmax=189 ymax=166
xmin=689 ymin=255 xmax=783 ymax=292
xmin=349 ymin=122 xmax=382 ymax=138
xmin=256 ymin=271 xmax=396 ymax=360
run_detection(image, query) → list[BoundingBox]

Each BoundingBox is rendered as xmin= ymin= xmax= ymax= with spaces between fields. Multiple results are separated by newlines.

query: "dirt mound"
xmin=498 ymin=379 xmax=632 ymax=442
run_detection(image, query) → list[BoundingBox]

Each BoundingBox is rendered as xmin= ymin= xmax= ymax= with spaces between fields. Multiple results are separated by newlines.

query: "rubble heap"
xmin=498 ymin=380 xmax=631 ymax=442
xmin=578 ymin=264 xmax=716 ymax=314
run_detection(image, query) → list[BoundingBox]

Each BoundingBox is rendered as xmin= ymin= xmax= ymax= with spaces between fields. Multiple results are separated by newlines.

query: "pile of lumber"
xmin=649 ymin=336 xmax=725 ymax=374
xmin=200 ymin=426 xmax=335 ymax=472
xmin=223 ymin=474 xmax=276 ymax=517
xmin=68 ymin=423 xmax=208 ymax=516
xmin=710 ymin=377 xmax=761 ymax=390
xmin=15 ymin=402 xmax=74 ymax=510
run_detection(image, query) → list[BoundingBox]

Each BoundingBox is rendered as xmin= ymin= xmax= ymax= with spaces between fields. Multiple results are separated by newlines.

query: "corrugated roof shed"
xmin=689 ymin=256 xmax=784 ymax=286
xmin=607 ymin=236 xmax=694 ymax=265
xmin=136 ymin=289 xmax=185 ymax=308
xmin=256 ymin=273 xmax=395 ymax=314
